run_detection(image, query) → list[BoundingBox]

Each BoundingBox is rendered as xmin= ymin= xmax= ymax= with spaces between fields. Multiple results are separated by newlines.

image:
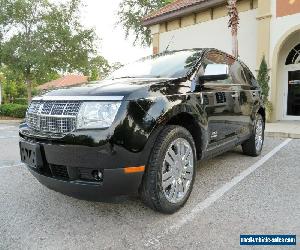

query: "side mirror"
xmin=199 ymin=64 xmax=229 ymax=82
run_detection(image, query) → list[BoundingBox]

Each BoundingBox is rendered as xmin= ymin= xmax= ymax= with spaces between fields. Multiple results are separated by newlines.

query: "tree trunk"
xmin=232 ymin=33 xmax=238 ymax=58
xmin=26 ymin=78 xmax=32 ymax=104
xmin=228 ymin=0 xmax=239 ymax=58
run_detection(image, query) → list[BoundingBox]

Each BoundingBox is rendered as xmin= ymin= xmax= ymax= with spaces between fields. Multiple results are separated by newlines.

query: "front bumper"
xmin=27 ymin=165 xmax=143 ymax=200
xmin=19 ymin=138 xmax=146 ymax=200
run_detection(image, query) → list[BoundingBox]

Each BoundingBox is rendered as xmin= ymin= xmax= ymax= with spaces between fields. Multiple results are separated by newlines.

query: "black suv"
xmin=19 ymin=49 xmax=265 ymax=213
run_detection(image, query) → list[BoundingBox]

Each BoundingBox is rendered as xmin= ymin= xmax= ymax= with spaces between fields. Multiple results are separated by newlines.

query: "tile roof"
xmin=143 ymin=0 xmax=226 ymax=26
xmin=144 ymin=0 xmax=208 ymax=21
xmin=37 ymin=75 xmax=88 ymax=90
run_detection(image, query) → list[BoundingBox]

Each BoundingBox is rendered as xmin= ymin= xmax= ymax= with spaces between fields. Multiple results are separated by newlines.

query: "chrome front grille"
xmin=26 ymin=101 xmax=81 ymax=134
xmin=39 ymin=116 xmax=77 ymax=133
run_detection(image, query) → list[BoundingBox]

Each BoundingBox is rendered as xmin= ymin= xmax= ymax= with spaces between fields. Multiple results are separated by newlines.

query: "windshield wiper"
xmin=112 ymin=76 xmax=137 ymax=80
xmin=112 ymin=75 xmax=165 ymax=80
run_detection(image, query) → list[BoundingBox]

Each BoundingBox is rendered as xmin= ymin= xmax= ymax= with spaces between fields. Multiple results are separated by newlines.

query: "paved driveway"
xmin=0 ymin=122 xmax=299 ymax=249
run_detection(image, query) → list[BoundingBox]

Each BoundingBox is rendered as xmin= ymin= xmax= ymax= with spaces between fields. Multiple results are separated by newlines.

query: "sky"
xmin=80 ymin=0 xmax=152 ymax=65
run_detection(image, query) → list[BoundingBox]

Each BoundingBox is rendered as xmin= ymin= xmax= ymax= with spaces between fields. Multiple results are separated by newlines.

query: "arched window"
xmin=286 ymin=44 xmax=300 ymax=65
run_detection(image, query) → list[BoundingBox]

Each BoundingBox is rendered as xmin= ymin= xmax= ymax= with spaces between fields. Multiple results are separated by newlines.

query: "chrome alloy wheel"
xmin=255 ymin=117 xmax=263 ymax=152
xmin=161 ymin=138 xmax=194 ymax=204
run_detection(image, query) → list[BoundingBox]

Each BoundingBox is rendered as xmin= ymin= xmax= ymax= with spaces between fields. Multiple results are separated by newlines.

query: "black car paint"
xmin=19 ymin=48 xmax=265 ymax=199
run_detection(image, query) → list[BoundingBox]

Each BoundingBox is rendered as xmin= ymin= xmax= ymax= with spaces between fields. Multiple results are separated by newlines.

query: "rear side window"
xmin=229 ymin=61 xmax=248 ymax=86
xmin=242 ymin=65 xmax=259 ymax=88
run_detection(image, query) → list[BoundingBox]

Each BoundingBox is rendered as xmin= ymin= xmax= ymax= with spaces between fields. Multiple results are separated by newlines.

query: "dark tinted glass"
xmin=108 ymin=50 xmax=202 ymax=79
xmin=242 ymin=64 xmax=258 ymax=88
xmin=230 ymin=61 xmax=248 ymax=85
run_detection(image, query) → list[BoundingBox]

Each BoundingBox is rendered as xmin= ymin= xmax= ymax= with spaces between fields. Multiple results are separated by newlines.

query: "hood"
xmin=38 ymin=78 xmax=177 ymax=101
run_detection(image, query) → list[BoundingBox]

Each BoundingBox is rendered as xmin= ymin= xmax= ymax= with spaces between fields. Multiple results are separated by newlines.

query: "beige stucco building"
xmin=144 ymin=0 xmax=300 ymax=121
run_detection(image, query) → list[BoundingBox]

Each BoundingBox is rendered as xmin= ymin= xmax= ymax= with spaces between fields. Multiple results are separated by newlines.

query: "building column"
xmin=256 ymin=0 xmax=275 ymax=121
xmin=150 ymin=24 xmax=160 ymax=54
xmin=256 ymin=0 xmax=272 ymax=68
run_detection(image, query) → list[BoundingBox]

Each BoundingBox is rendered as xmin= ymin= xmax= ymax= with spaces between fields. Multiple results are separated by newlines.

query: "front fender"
xmin=136 ymin=94 xmax=209 ymax=159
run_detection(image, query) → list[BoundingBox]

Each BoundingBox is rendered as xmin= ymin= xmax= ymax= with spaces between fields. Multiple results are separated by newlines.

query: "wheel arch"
xmin=164 ymin=112 xmax=204 ymax=160
xmin=136 ymin=98 xmax=207 ymax=161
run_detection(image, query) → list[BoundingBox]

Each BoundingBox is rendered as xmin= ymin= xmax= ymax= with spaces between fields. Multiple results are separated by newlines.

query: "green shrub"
xmin=0 ymin=103 xmax=28 ymax=118
xmin=257 ymin=56 xmax=272 ymax=122
xmin=257 ymin=56 xmax=270 ymax=104
xmin=13 ymin=98 xmax=28 ymax=105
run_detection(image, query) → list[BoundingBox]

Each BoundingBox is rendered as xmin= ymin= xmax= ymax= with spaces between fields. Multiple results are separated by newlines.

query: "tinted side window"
xmin=242 ymin=65 xmax=259 ymax=88
xmin=230 ymin=61 xmax=248 ymax=85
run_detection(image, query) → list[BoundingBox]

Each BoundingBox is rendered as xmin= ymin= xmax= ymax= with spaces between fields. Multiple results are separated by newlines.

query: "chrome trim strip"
xmin=32 ymin=96 xmax=124 ymax=101
xmin=21 ymin=129 xmax=66 ymax=139
xmin=36 ymin=114 xmax=76 ymax=118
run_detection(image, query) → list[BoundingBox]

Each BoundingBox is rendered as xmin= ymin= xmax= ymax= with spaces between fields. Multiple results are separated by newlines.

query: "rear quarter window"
xmin=242 ymin=64 xmax=259 ymax=89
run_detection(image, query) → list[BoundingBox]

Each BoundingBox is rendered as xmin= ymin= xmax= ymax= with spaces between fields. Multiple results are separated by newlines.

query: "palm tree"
xmin=228 ymin=0 xmax=239 ymax=58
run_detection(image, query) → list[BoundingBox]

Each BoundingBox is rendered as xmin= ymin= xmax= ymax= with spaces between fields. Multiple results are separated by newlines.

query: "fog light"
xmin=92 ymin=170 xmax=103 ymax=181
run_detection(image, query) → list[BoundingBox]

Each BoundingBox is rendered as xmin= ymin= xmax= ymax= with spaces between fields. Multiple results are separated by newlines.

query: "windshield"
xmin=108 ymin=50 xmax=202 ymax=80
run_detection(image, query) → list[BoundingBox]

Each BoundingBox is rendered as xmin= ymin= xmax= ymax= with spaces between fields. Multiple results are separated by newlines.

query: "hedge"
xmin=13 ymin=98 xmax=28 ymax=105
xmin=0 ymin=103 xmax=28 ymax=118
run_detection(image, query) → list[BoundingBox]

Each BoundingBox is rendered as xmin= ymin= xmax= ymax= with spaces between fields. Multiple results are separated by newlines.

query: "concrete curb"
xmin=0 ymin=119 xmax=23 ymax=124
xmin=265 ymin=132 xmax=300 ymax=139
xmin=265 ymin=121 xmax=300 ymax=139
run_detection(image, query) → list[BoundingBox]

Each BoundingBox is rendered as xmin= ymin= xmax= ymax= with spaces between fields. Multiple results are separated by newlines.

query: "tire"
xmin=140 ymin=125 xmax=197 ymax=214
xmin=242 ymin=113 xmax=264 ymax=157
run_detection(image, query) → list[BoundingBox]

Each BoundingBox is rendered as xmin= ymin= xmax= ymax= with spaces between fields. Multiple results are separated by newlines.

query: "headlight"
xmin=77 ymin=102 xmax=121 ymax=129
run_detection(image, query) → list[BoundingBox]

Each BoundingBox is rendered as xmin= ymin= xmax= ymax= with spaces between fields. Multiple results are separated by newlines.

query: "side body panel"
xmin=135 ymin=79 xmax=209 ymax=160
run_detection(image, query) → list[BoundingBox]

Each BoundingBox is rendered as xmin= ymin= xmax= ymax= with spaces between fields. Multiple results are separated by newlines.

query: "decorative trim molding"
xmin=256 ymin=13 xmax=272 ymax=20
xmin=33 ymin=96 xmax=124 ymax=101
